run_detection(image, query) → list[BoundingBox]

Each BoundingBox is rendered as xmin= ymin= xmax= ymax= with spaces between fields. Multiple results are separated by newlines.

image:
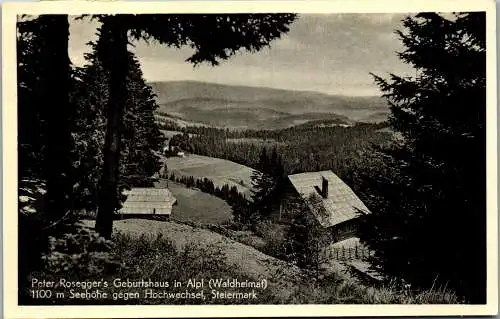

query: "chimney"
xmin=321 ymin=176 xmax=329 ymax=198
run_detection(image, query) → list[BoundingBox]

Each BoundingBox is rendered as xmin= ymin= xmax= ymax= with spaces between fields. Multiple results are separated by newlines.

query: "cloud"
xmin=68 ymin=13 xmax=415 ymax=96
xmin=137 ymin=54 xmax=385 ymax=96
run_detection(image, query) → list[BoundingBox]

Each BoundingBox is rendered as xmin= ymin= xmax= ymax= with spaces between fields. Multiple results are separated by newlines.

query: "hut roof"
xmin=119 ymin=187 xmax=177 ymax=215
xmin=287 ymin=170 xmax=370 ymax=227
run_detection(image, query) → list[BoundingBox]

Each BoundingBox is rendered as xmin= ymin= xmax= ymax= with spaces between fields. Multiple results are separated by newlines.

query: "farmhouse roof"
xmin=287 ymin=170 xmax=371 ymax=227
xmin=119 ymin=187 xmax=177 ymax=215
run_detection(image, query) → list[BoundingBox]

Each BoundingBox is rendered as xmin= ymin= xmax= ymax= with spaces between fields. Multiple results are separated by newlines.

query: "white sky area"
xmin=69 ymin=14 xmax=416 ymax=96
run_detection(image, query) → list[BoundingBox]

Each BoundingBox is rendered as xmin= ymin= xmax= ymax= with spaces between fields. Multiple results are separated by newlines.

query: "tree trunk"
xmin=95 ymin=18 xmax=129 ymax=238
xmin=41 ymin=15 xmax=72 ymax=227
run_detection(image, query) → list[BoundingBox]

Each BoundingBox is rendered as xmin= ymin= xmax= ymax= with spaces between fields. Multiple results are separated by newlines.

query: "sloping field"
xmin=83 ymin=218 xmax=306 ymax=300
xmin=155 ymin=180 xmax=232 ymax=224
xmin=164 ymin=154 xmax=257 ymax=197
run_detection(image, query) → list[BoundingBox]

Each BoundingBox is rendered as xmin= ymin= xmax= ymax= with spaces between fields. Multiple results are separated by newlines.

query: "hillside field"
xmin=81 ymin=218 xmax=309 ymax=302
xmin=78 ymin=219 xmax=458 ymax=304
xmin=154 ymin=180 xmax=232 ymax=224
xmin=162 ymin=154 xmax=257 ymax=197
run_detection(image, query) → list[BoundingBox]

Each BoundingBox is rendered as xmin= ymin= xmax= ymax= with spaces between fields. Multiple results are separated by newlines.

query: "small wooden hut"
xmin=118 ymin=188 xmax=177 ymax=219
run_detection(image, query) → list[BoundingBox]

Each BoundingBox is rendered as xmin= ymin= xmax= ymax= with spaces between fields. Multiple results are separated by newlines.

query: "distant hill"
xmin=149 ymin=81 xmax=389 ymax=129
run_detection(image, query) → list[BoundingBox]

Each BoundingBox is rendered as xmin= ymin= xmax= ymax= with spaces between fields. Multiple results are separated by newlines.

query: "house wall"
xmin=119 ymin=203 xmax=174 ymax=216
xmin=329 ymin=218 xmax=360 ymax=243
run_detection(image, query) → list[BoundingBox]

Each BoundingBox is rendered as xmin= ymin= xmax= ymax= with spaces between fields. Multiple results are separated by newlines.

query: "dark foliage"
xmin=17 ymin=15 xmax=76 ymax=303
xmin=357 ymin=12 xmax=486 ymax=303
xmin=285 ymin=194 xmax=329 ymax=279
xmin=250 ymin=147 xmax=286 ymax=221
xmin=71 ymin=41 xmax=164 ymax=213
xmin=18 ymin=15 xmax=75 ymax=226
xmin=17 ymin=15 xmax=164 ymax=301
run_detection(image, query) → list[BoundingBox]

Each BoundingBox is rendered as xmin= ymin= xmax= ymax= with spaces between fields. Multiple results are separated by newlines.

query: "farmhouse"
xmin=118 ymin=187 xmax=177 ymax=219
xmin=285 ymin=170 xmax=371 ymax=243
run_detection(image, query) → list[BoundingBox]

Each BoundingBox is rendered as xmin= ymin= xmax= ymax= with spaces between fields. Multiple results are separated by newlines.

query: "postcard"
xmin=2 ymin=0 xmax=498 ymax=317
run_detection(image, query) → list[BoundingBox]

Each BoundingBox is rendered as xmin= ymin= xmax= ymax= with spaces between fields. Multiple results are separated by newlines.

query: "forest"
xmin=16 ymin=12 xmax=487 ymax=305
xmin=164 ymin=121 xmax=391 ymax=189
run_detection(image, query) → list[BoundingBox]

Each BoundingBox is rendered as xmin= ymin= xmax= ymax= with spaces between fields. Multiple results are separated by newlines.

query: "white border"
xmin=2 ymin=1 xmax=498 ymax=318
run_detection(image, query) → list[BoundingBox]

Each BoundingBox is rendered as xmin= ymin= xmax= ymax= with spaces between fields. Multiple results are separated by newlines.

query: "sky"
xmin=69 ymin=14 xmax=415 ymax=96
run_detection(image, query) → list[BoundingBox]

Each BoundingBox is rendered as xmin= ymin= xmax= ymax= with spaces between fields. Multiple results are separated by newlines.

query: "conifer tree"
xmin=250 ymin=146 xmax=286 ymax=220
xmin=359 ymin=12 xmax=486 ymax=303
xmin=93 ymin=14 xmax=297 ymax=238
xmin=250 ymin=148 xmax=274 ymax=219
xmin=71 ymin=41 xmax=164 ymax=212
xmin=286 ymin=194 xmax=328 ymax=279
xmin=18 ymin=15 xmax=73 ymax=226
xmin=17 ymin=15 xmax=75 ymax=302
xmin=18 ymin=16 xmax=47 ymax=183
xmin=119 ymin=54 xmax=165 ymax=187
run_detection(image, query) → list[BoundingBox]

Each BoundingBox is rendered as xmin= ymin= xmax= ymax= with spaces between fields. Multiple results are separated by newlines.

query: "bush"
xmin=111 ymin=232 xmax=275 ymax=305
xmin=41 ymin=225 xmax=122 ymax=278
xmin=23 ymin=226 xmax=460 ymax=305
xmin=284 ymin=272 xmax=460 ymax=304
xmin=109 ymin=232 xmax=460 ymax=305
xmin=114 ymin=232 xmax=234 ymax=281
xmin=19 ymin=225 xmax=121 ymax=305
xmin=253 ymin=220 xmax=288 ymax=259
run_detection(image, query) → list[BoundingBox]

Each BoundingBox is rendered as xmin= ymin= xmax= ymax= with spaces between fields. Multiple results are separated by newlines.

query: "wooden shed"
xmin=286 ymin=170 xmax=371 ymax=242
xmin=118 ymin=187 xmax=177 ymax=219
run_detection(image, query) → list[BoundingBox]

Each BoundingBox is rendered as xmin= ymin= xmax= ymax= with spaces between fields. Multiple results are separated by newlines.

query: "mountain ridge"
xmin=148 ymin=80 xmax=383 ymax=101
xmin=149 ymin=80 xmax=389 ymax=128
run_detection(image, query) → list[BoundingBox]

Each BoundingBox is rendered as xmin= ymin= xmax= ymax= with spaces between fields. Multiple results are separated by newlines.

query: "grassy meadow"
xmin=164 ymin=154 xmax=256 ymax=197
xmin=155 ymin=180 xmax=232 ymax=224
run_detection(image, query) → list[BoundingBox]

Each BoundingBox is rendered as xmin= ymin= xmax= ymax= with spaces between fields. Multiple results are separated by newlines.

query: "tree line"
xmin=167 ymin=122 xmax=391 ymax=193
xmin=156 ymin=113 xmax=387 ymax=139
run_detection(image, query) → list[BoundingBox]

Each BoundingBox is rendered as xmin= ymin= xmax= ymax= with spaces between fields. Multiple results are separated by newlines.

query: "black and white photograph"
xmin=3 ymin=0 xmax=498 ymax=317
